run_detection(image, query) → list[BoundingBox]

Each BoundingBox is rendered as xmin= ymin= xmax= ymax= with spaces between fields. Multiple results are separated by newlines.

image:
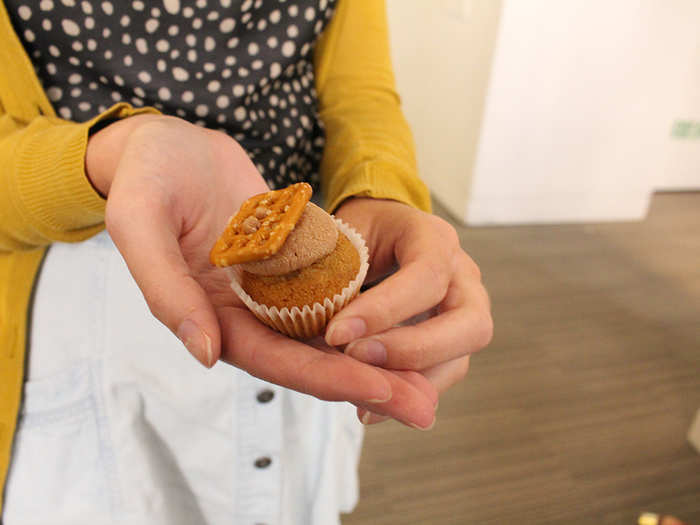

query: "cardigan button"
xmin=254 ymin=456 xmax=272 ymax=469
xmin=256 ymin=389 xmax=275 ymax=403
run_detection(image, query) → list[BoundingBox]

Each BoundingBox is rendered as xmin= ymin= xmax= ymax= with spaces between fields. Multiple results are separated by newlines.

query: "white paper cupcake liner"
xmin=227 ymin=218 xmax=369 ymax=339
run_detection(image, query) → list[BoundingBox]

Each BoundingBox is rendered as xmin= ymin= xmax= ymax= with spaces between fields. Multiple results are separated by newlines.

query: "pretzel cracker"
xmin=210 ymin=182 xmax=313 ymax=266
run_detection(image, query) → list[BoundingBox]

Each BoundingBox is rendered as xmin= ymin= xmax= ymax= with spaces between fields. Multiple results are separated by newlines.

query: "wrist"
xmin=85 ymin=113 xmax=164 ymax=197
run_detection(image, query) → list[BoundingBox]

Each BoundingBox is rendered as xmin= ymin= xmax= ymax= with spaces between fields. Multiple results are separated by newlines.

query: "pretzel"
xmin=210 ymin=182 xmax=313 ymax=266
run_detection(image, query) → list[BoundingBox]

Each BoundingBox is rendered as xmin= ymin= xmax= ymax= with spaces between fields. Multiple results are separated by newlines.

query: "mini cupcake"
xmin=210 ymin=182 xmax=368 ymax=339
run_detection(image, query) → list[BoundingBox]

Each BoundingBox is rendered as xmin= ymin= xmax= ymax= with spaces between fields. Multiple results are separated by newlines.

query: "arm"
xmin=314 ymin=0 xmax=431 ymax=213
xmin=85 ymin=114 xmax=436 ymax=429
xmin=313 ymin=0 xmax=493 ymax=427
xmin=0 ymin=103 xmax=157 ymax=252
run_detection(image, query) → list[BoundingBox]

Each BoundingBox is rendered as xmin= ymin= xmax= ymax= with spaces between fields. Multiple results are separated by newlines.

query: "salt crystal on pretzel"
xmin=210 ymin=182 xmax=313 ymax=267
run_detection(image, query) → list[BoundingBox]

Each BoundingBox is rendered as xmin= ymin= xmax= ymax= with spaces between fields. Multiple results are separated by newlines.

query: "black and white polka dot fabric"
xmin=8 ymin=0 xmax=337 ymax=190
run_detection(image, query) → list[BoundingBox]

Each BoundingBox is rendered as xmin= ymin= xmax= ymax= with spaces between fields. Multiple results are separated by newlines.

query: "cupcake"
xmin=210 ymin=182 xmax=369 ymax=339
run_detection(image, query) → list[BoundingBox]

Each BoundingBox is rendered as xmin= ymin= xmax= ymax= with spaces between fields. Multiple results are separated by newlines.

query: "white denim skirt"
xmin=3 ymin=231 xmax=362 ymax=525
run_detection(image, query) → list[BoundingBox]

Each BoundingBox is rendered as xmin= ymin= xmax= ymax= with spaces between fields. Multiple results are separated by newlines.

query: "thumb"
xmin=106 ymin=192 xmax=220 ymax=367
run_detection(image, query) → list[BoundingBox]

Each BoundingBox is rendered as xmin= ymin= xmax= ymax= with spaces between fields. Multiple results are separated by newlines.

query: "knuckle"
xmin=425 ymin=216 xmax=463 ymax=282
xmin=464 ymin=253 xmax=483 ymax=281
xmin=145 ymin=275 xmax=199 ymax=336
xmin=144 ymin=292 xmax=169 ymax=327
xmin=473 ymin=311 xmax=494 ymax=351
xmin=455 ymin=356 xmax=471 ymax=381
xmin=297 ymin=354 xmax=335 ymax=401
xmin=363 ymin=291 xmax=397 ymax=330
xmin=402 ymin=329 xmax=429 ymax=370
xmin=454 ymin=249 xmax=482 ymax=282
xmin=422 ymin=258 xmax=450 ymax=298
xmin=429 ymin=215 xmax=461 ymax=250
xmin=438 ymin=357 xmax=471 ymax=392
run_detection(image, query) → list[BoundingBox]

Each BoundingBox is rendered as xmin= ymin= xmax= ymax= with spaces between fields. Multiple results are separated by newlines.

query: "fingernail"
xmin=177 ymin=319 xmax=213 ymax=368
xmin=410 ymin=415 xmax=436 ymax=431
xmin=365 ymin=376 xmax=392 ymax=404
xmin=360 ymin=410 xmax=390 ymax=425
xmin=365 ymin=389 xmax=392 ymax=404
xmin=346 ymin=339 xmax=387 ymax=366
xmin=326 ymin=317 xmax=366 ymax=346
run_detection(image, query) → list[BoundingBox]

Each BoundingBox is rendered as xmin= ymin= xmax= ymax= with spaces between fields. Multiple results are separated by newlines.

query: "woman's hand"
xmin=85 ymin=115 xmax=438 ymax=429
xmin=330 ymin=198 xmax=494 ymax=425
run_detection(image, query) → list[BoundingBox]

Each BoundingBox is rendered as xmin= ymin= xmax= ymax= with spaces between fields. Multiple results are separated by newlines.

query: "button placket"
xmin=253 ymin=387 xmax=275 ymax=476
xmin=256 ymin=388 xmax=275 ymax=404
xmin=254 ymin=456 xmax=272 ymax=469
xmin=235 ymin=378 xmax=282 ymax=524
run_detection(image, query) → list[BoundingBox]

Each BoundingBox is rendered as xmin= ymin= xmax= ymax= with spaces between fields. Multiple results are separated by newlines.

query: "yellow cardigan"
xmin=0 ymin=0 xmax=430 ymax=510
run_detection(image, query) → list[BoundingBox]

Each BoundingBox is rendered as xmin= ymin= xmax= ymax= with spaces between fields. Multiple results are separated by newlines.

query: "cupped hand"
xmin=86 ymin=115 xmax=437 ymax=429
xmin=330 ymin=198 xmax=494 ymax=425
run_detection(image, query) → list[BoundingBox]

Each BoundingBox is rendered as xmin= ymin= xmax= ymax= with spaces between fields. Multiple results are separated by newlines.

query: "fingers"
xmin=106 ymin=191 xmax=221 ymax=367
xmin=358 ymin=356 xmax=470 ymax=428
xmin=422 ymin=355 xmax=471 ymax=394
xmin=326 ymin=259 xmax=451 ymax=346
xmin=345 ymin=308 xmax=488 ymax=370
xmin=344 ymin=251 xmax=492 ymax=370
xmin=218 ymin=306 xmax=391 ymax=403
xmin=217 ymin=307 xmax=438 ymax=428
xmin=325 ymin=214 xmax=461 ymax=347
xmin=356 ymin=411 xmax=391 ymax=425
xmin=356 ymin=369 xmax=438 ymax=429
xmin=329 ymin=200 xmax=487 ymax=429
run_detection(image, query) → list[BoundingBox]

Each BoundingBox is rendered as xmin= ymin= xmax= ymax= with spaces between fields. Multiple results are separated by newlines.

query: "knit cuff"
xmin=324 ymin=161 xmax=432 ymax=214
xmin=14 ymin=103 xmax=159 ymax=243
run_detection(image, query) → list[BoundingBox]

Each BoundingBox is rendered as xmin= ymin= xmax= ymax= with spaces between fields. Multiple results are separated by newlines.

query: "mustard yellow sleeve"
xmin=0 ymin=103 xmax=158 ymax=252
xmin=314 ymin=0 xmax=431 ymax=213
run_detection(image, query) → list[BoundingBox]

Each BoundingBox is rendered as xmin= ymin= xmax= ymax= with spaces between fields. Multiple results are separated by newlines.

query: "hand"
xmin=86 ymin=115 xmax=437 ymax=429
xmin=329 ymin=198 xmax=493 ymax=425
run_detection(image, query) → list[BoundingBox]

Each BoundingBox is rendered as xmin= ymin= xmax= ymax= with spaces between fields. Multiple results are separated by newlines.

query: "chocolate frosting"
xmin=240 ymin=202 xmax=338 ymax=276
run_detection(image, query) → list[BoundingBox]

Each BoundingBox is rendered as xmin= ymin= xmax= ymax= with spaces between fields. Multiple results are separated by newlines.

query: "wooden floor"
xmin=343 ymin=192 xmax=700 ymax=525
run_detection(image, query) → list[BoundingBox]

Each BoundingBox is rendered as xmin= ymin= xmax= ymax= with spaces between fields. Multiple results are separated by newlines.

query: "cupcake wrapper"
xmin=227 ymin=218 xmax=369 ymax=340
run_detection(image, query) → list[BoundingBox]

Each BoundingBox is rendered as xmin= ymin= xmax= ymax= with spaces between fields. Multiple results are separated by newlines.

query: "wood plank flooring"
xmin=342 ymin=192 xmax=700 ymax=525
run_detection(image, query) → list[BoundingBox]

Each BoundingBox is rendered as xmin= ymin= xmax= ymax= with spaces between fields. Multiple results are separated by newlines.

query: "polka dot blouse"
xmin=7 ymin=0 xmax=338 ymax=190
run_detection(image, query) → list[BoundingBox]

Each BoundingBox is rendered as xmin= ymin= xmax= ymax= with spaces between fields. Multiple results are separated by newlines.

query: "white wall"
xmin=652 ymin=0 xmax=700 ymax=191
xmin=387 ymin=0 xmax=700 ymax=225
xmin=386 ymin=0 xmax=502 ymax=221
